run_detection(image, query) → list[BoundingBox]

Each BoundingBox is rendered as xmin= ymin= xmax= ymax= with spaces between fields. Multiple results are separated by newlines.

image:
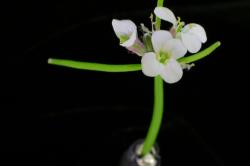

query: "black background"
xmin=2 ymin=0 xmax=249 ymax=165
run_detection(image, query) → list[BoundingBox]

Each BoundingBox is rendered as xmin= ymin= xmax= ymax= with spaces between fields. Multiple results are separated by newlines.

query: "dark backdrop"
xmin=2 ymin=0 xmax=249 ymax=165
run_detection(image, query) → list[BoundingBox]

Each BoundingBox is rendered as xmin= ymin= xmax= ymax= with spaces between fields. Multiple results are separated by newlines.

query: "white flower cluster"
xmin=112 ymin=7 xmax=207 ymax=83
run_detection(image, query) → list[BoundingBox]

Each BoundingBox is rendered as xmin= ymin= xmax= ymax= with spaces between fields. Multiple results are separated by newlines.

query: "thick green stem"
xmin=141 ymin=76 xmax=164 ymax=155
xmin=48 ymin=58 xmax=141 ymax=72
xmin=141 ymin=0 xmax=165 ymax=156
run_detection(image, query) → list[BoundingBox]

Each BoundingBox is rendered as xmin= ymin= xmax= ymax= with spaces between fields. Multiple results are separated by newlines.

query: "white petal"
xmin=112 ymin=19 xmax=137 ymax=47
xmin=141 ymin=52 xmax=163 ymax=77
xmin=121 ymin=30 xmax=137 ymax=47
xmin=162 ymin=39 xmax=187 ymax=59
xmin=181 ymin=32 xmax=202 ymax=53
xmin=160 ymin=58 xmax=183 ymax=84
xmin=112 ymin=19 xmax=137 ymax=36
xmin=154 ymin=7 xmax=177 ymax=25
xmin=152 ymin=30 xmax=172 ymax=53
xmin=183 ymin=24 xmax=207 ymax=43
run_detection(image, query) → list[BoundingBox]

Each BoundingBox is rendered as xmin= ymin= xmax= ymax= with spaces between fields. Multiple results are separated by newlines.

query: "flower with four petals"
xmin=141 ymin=30 xmax=187 ymax=83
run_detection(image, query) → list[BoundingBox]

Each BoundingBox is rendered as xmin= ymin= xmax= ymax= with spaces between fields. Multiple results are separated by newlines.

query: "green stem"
xmin=47 ymin=42 xmax=220 ymax=73
xmin=141 ymin=41 xmax=221 ymax=155
xmin=141 ymin=0 xmax=165 ymax=156
xmin=178 ymin=41 xmax=221 ymax=64
xmin=155 ymin=0 xmax=164 ymax=30
xmin=141 ymin=76 xmax=164 ymax=156
xmin=48 ymin=58 xmax=141 ymax=72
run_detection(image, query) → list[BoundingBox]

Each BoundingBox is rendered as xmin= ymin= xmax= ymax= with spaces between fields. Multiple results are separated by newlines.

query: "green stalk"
xmin=155 ymin=0 xmax=164 ymax=30
xmin=141 ymin=0 xmax=165 ymax=156
xmin=47 ymin=42 xmax=220 ymax=73
xmin=48 ymin=58 xmax=141 ymax=72
xmin=141 ymin=76 xmax=164 ymax=156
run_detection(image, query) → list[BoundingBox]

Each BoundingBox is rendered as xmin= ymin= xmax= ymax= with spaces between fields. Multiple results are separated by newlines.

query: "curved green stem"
xmin=47 ymin=0 xmax=220 ymax=157
xmin=141 ymin=76 xmax=164 ymax=156
xmin=178 ymin=41 xmax=221 ymax=64
xmin=141 ymin=0 xmax=165 ymax=156
xmin=48 ymin=58 xmax=141 ymax=72
xmin=48 ymin=41 xmax=220 ymax=73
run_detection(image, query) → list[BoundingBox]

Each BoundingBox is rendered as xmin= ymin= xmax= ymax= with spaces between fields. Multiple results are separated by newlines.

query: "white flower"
xmin=141 ymin=30 xmax=187 ymax=84
xmin=112 ymin=19 xmax=145 ymax=56
xmin=154 ymin=7 xmax=207 ymax=53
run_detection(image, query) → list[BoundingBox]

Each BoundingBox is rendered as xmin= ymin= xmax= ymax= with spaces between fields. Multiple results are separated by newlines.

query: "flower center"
xmin=157 ymin=51 xmax=171 ymax=64
xmin=119 ymin=35 xmax=129 ymax=44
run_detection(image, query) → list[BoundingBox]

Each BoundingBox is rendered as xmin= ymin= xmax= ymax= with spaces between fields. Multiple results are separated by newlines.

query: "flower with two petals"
xmin=154 ymin=7 xmax=207 ymax=53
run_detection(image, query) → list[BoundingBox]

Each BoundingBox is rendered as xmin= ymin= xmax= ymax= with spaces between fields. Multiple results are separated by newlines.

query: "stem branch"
xmin=48 ymin=58 xmax=141 ymax=72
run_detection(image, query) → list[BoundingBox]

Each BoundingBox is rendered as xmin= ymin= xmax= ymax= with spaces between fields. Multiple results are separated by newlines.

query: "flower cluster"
xmin=112 ymin=7 xmax=207 ymax=84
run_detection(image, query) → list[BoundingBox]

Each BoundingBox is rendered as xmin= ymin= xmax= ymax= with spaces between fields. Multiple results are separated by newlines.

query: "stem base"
xmin=120 ymin=139 xmax=161 ymax=166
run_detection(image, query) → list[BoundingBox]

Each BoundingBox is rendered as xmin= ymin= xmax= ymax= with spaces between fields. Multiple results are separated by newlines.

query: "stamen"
xmin=177 ymin=17 xmax=181 ymax=24
xmin=181 ymin=63 xmax=195 ymax=70
xmin=176 ymin=17 xmax=184 ymax=33
xmin=140 ymin=23 xmax=151 ymax=34
xmin=150 ymin=13 xmax=155 ymax=32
